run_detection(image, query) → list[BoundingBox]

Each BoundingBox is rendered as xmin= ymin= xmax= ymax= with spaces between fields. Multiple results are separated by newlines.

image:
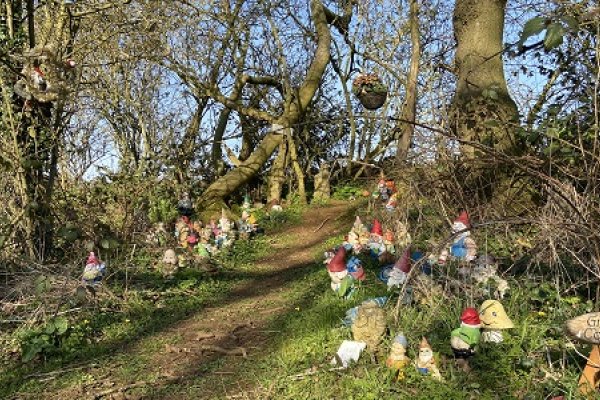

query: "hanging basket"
xmin=356 ymin=91 xmax=388 ymax=110
xmin=352 ymin=73 xmax=388 ymax=110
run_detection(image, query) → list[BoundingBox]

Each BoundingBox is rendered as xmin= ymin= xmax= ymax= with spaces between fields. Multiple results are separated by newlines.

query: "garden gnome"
xmin=161 ymin=249 xmax=179 ymax=277
xmin=396 ymin=221 xmax=412 ymax=248
xmin=378 ymin=178 xmax=389 ymax=201
xmin=386 ymin=333 xmax=411 ymax=381
xmin=472 ymin=254 xmax=509 ymax=299
xmin=353 ymin=216 xmax=365 ymax=233
xmin=387 ymin=248 xmax=411 ymax=289
xmin=450 ymin=307 xmax=481 ymax=372
xmin=416 ymin=337 xmax=442 ymax=380
xmin=347 ymin=256 xmax=366 ymax=281
xmin=82 ymin=252 xmax=106 ymax=285
xmin=450 ymin=211 xmax=477 ymax=261
xmin=479 ymin=300 xmax=514 ymax=343
xmin=384 ymin=229 xmax=396 ymax=255
xmin=219 ymin=208 xmax=232 ymax=234
xmin=177 ymin=192 xmax=193 ymax=217
xmin=242 ymin=194 xmax=252 ymax=210
xmin=327 ymin=247 xmax=349 ymax=292
xmin=351 ymin=302 xmax=387 ymax=350
xmin=368 ymin=219 xmax=385 ymax=257
xmin=385 ymin=192 xmax=398 ymax=211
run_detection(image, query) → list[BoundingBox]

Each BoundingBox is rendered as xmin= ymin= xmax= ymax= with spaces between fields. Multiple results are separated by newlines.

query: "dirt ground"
xmin=36 ymin=202 xmax=351 ymax=400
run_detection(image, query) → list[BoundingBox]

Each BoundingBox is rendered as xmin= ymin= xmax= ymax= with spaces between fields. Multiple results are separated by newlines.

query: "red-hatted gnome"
xmin=327 ymin=247 xmax=355 ymax=298
xmin=368 ymin=219 xmax=386 ymax=257
xmin=450 ymin=307 xmax=481 ymax=372
xmin=438 ymin=211 xmax=477 ymax=265
xmin=387 ymin=247 xmax=412 ymax=289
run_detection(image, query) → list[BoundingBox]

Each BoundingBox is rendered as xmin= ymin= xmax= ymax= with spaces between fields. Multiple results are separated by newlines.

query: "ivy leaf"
xmin=519 ymin=17 xmax=547 ymax=46
xmin=54 ymin=317 xmax=69 ymax=335
xmin=544 ymin=23 xmax=565 ymax=50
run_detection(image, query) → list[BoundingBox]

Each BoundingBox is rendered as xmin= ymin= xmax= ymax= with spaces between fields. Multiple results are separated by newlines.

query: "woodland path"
xmin=39 ymin=202 xmax=352 ymax=400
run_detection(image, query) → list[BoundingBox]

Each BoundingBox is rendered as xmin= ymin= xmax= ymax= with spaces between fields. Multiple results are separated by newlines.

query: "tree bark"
xmin=450 ymin=0 xmax=519 ymax=156
xmin=196 ymin=0 xmax=335 ymax=209
xmin=287 ymin=133 xmax=307 ymax=204
xmin=267 ymin=137 xmax=288 ymax=204
xmin=395 ymin=0 xmax=420 ymax=163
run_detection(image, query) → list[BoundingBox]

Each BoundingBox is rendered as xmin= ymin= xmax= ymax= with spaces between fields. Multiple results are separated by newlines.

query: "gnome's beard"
xmin=452 ymin=222 xmax=469 ymax=238
xmin=329 ymin=270 xmax=348 ymax=284
xmin=419 ymin=349 xmax=433 ymax=363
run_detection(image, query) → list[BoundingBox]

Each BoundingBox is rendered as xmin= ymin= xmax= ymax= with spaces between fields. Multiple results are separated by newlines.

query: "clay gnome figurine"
xmin=82 ymin=252 xmax=106 ymax=285
xmin=479 ymin=300 xmax=514 ymax=343
xmin=327 ymin=247 xmax=354 ymax=298
xmin=439 ymin=211 xmax=477 ymax=265
xmin=161 ymin=249 xmax=179 ymax=278
xmin=387 ymin=248 xmax=412 ymax=289
xmin=386 ymin=333 xmax=411 ymax=381
xmin=368 ymin=219 xmax=386 ymax=257
xmin=416 ymin=337 xmax=442 ymax=380
xmin=450 ymin=308 xmax=481 ymax=372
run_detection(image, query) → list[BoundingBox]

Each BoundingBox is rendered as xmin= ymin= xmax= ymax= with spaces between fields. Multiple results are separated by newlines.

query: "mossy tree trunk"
xmin=451 ymin=0 xmax=519 ymax=156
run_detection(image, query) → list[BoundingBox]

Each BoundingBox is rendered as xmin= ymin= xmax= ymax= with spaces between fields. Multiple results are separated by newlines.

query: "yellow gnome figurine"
xmin=416 ymin=337 xmax=442 ymax=380
xmin=479 ymin=300 xmax=514 ymax=343
xmin=386 ymin=333 xmax=411 ymax=380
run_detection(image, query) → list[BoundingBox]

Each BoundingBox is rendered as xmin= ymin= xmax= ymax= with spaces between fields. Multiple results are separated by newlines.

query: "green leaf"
xmin=100 ymin=239 xmax=111 ymax=249
xmin=561 ymin=16 xmax=579 ymax=31
xmin=544 ymin=23 xmax=565 ymax=50
xmin=54 ymin=317 xmax=69 ymax=335
xmin=22 ymin=344 xmax=41 ymax=362
xmin=45 ymin=322 xmax=56 ymax=335
xmin=519 ymin=17 xmax=547 ymax=45
xmin=35 ymin=275 xmax=50 ymax=295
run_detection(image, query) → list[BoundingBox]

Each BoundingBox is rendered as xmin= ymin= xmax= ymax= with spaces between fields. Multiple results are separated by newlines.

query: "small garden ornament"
xmin=82 ymin=252 xmax=106 ymax=285
xmin=479 ymin=300 xmax=514 ymax=343
xmin=368 ymin=219 xmax=386 ymax=257
xmin=386 ymin=333 xmax=411 ymax=381
xmin=161 ymin=249 xmax=179 ymax=277
xmin=352 ymin=73 xmax=388 ymax=110
xmin=177 ymin=192 xmax=193 ymax=217
xmin=387 ymin=248 xmax=411 ymax=289
xmin=327 ymin=247 xmax=352 ymax=296
xmin=416 ymin=337 xmax=442 ymax=380
xmin=450 ymin=211 xmax=477 ymax=261
xmin=472 ymin=254 xmax=509 ymax=299
xmin=450 ymin=307 xmax=481 ymax=372
xmin=384 ymin=229 xmax=396 ymax=255
xmin=347 ymin=256 xmax=366 ymax=281
xmin=351 ymin=302 xmax=387 ymax=350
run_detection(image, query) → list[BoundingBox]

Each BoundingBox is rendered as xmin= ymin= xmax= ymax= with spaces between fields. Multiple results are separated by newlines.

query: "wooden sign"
xmin=578 ymin=345 xmax=600 ymax=396
xmin=566 ymin=313 xmax=600 ymax=344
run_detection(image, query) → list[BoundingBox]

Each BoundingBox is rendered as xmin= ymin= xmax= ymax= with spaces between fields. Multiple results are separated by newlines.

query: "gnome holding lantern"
xmin=416 ymin=337 xmax=442 ymax=380
xmin=439 ymin=211 xmax=477 ymax=265
xmin=327 ymin=247 xmax=354 ymax=298
xmin=450 ymin=308 xmax=481 ymax=372
xmin=368 ymin=219 xmax=386 ymax=257
xmin=82 ymin=252 xmax=106 ymax=285
xmin=386 ymin=333 xmax=411 ymax=381
xmin=479 ymin=300 xmax=514 ymax=343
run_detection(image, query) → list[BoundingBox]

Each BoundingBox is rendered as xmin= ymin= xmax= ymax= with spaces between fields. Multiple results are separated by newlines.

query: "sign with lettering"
xmin=566 ymin=313 xmax=600 ymax=344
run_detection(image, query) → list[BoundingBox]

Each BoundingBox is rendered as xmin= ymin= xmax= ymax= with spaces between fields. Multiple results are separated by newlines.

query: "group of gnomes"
xmin=82 ymin=252 xmax=106 ymax=286
xmin=326 ymin=247 xmax=365 ymax=299
xmin=343 ymin=216 xmax=370 ymax=253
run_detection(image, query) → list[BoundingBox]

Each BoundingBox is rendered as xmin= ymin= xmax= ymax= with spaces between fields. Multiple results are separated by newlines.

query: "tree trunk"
xmin=312 ymin=162 xmax=331 ymax=202
xmin=395 ymin=0 xmax=421 ymax=163
xmin=267 ymin=136 xmax=288 ymax=205
xmin=196 ymin=0 xmax=335 ymax=209
xmin=287 ymin=132 xmax=307 ymax=204
xmin=451 ymin=0 xmax=519 ymax=156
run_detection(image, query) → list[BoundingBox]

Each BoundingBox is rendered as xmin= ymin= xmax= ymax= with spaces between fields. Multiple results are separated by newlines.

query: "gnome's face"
xmin=370 ymin=233 xmax=383 ymax=243
xmin=162 ymin=250 xmax=178 ymax=265
xmin=418 ymin=347 xmax=433 ymax=363
xmin=452 ymin=222 xmax=468 ymax=235
xmin=328 ymin=269 xmax=348 ymax=283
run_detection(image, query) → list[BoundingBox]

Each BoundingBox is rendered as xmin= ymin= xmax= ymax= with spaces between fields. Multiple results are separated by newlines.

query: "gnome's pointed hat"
xmin=455 ymin=211 xmax=470 ymax=228
xmin=419 ymin=337 xmax=431 ymax=350
xmin=371 ymin=219 xmax=383 ymax=236
xmin=394 ymin=247 xmax=412 ymax=273
xmin=394 ymin=333 xmax=408 ymax=348
xmin=86 ymin=252 xmax=99 ymax=265
xmin=479 ymin=300 xmax=514 ymax=329
xmin=327 ymin=246 xmax=347 ymax=272
xmin=460 ymin=307 xmax=481 ymax=326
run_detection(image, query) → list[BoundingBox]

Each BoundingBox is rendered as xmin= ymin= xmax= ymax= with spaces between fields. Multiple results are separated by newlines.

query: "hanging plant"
xmin=352 ymin=73 xmax=388 ymax=110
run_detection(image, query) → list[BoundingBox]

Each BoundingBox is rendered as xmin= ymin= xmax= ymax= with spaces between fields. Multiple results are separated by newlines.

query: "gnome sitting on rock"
xmin=450 ymin=307 xmax=481 ymax=372
xmin=82 ymin=252 xmax=106 ymax=285
xmin=479 ymin=300 xmax=514 ymax=343
xmin=386 ymin=333 xmax=411 ymax=381
xmin=438 ymin=211 xmax=477 ymax=265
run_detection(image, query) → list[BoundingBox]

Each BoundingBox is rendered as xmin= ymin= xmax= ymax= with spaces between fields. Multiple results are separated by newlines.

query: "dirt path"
xmin=47 ymin=202 xmax=351 ymax=400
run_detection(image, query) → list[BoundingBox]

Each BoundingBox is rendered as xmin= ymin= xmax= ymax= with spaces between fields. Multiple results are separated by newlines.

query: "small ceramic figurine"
xmin=416 ymin=337 xmax=442 ymax=380
xmin=438 ymin=211 xmax=477 ymax=265
xmin=351 ymin=302 xmax=387 ymax=350
xmin=368 ymin=219 xmax=386 ymax=257
xmin=387 ymin=248 xmax=411 ymax=289
xmin=327 ymin=247 xmax=349 ymax=291
xmin=384 ymin=229 xmax=396 ymax=255
xmin=219 ymin=208 xmax=232 ymax=234
xmin=479 ymin=300 xmax=514 ymax=343
xmin=386 ymin=333 xmax=411 ymax=380
xmin=385 ymin=192 xmax=398 ymax=211
xmin=396 ymin=221 xmax=412 ymax=248
xmin=378 ymin=178 xmax=389 ymax=202
xmin=161 ymin=249 xmax=179 ymax=277
xmin=347 ymin=256 xmax=366 ymax=281
xmin=450 ymin=308 xmax=481 ymax=372
xmin=82 ymin=252 xmax=106 ymax=285
xmin=353 ymin=216 xmax=365 ymax=233
xmin=472 ymin=254 xmax=509 ymax=299
xmin=177 ymin=192 xmax=194 ymax=217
